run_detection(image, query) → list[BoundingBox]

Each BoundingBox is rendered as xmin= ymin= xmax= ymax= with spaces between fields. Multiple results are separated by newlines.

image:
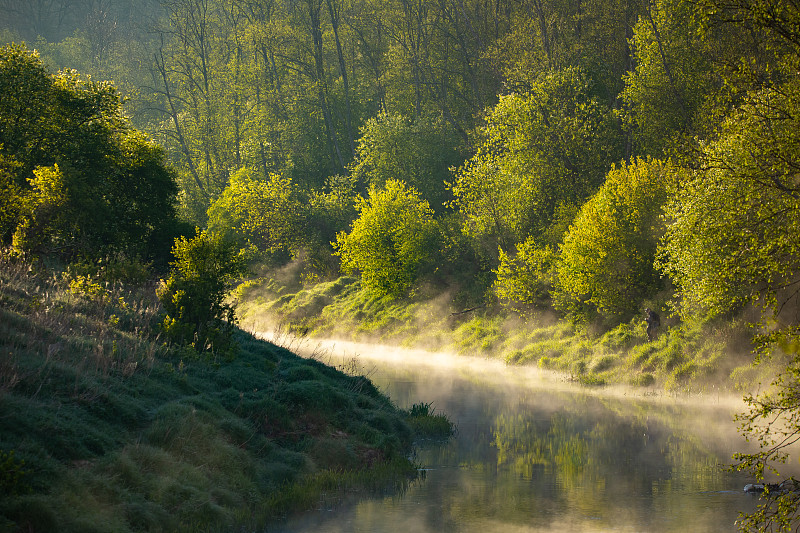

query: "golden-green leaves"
xmin=334 ymin=180 xmax=441 ymax=298
xmin=555 ymin=158 xmax=680 ymax=321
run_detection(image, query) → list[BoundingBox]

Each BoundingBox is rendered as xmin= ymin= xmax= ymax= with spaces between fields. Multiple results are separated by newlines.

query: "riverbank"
xmin=0 ymin=256 xmax=451 ymax=533
xmin=236 ymin=275 xmax=783 ymax=394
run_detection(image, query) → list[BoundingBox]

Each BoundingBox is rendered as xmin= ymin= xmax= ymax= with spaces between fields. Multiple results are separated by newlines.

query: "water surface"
xmin=274 ymin=340 xmax=766 ymax=532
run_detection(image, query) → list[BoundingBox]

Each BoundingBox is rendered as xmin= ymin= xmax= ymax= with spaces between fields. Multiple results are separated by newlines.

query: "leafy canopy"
xmin=334 ymin=179 xmax=441 ymax=298
xmin=207 ymin=169 xmax=304 ymax=257
xmin=556 ymin=158 xmax=680 ymax=322
xmin=494 ymin=237 xmax=558 ymax=313
xmin=450 ymin=66 xmax=623 ymax=257
xmin=0 ymin=43 xmax=178 ymax=259
xmin=350 ymin=112 xmax=463 ymax=212
xmin=658 ymin=79 xmax=800 ymax=322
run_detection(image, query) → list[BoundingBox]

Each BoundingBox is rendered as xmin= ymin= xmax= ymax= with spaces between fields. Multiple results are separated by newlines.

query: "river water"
xmin=273 ymin=339 xmax=768 ymax=532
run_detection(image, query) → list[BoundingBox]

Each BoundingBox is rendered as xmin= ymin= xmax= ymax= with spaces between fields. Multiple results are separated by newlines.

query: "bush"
xmin=555 ymin=157 xmax=682 ymax=324
xmin=0 ymin=44 xmax=179 ymax=260
xmin=157 ymin=229 xmax=248 ymax=355
xmin=494 ymin=237 xmax=557 ymax=312
xmin=334 ymin=180 xmax=442 ymax=298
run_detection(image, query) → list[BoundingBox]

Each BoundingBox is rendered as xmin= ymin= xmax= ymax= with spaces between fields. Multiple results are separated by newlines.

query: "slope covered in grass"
xmin=237 ymin=275 xmax=779 ymax=393
xmin=0 ymin=254 xmax=437 ymax=533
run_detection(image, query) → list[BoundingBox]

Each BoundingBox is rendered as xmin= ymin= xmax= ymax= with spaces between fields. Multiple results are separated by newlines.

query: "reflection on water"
xmin=273 ymin=340 xmax=762 ymax=532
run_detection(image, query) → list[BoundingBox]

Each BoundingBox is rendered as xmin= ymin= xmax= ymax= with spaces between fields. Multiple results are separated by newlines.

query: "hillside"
xmin=236 ymin=275 xmax=780 ymax=393
xmin=0 ymin=253 xmax=447 ymax=533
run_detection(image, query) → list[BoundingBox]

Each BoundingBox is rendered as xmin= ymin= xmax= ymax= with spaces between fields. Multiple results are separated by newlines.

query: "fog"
xmin=259 ymin=333 xmax=791 ymax=533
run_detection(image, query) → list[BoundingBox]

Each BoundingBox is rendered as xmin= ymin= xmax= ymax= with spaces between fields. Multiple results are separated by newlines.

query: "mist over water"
xmin=266 ymin=336 xmax=773 ymax=532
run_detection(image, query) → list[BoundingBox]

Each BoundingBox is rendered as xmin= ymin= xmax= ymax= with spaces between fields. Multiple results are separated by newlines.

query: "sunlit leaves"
xmin=157 ymin=229 xmax=248 ymax=354
xmin=733 ymin=357 xmax=800 ymax=532
xmin=350 ymin=112 xmax=462 ymax=211
xmin=207 ymin=168 xmax=303 ymax=257
xmin=658 ymin=79 xmax=800 ymax=322
xmin=556 ymin=157 xmax=680 ymax=322
xmin=334 ymin=179 xmax=441 ymax=298
xmin=450 ymin=66 xmax=624 ymax=258
xmin=11 ymin=164 xmax=68 ymax=254
xmin=494 ymin=237 xmax=557 ymax=313
xmin=621 ymin=0 xmax=709 ymax=156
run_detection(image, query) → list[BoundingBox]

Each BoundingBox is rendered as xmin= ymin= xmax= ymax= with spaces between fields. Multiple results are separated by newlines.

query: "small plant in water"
xmin=406 ymin=402 xmax=455 ymax=440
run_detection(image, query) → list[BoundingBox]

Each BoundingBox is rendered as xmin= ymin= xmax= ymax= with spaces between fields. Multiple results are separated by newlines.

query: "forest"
xmin=2 ymin=0 xmax=800 ymax=530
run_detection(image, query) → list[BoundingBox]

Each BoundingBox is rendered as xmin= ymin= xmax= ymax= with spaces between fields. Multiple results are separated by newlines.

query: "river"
xmin=272 ymin=338 xmax=768 ymax=532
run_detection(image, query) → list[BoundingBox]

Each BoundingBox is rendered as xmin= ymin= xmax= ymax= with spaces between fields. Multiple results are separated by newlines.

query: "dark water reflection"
xmin=274 ymin=341 xmax=762 ymax=532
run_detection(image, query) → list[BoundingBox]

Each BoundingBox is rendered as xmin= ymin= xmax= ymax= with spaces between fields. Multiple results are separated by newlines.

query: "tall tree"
xmin=450 ymin=66 xmax=624 ymax=259
xmin=0 ymin=44 xmax=179 ymax=258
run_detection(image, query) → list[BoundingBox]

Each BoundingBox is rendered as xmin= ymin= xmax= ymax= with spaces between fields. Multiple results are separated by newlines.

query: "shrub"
xmin=494 ymin=237 xmax=557 ymax=312
xmin=334 ymin=180 xmax=441 ymax=298
xmin=157 ymin=229 xmax=247 ymax=355
xmin=555 ymin=157 xmax=682 ymax=324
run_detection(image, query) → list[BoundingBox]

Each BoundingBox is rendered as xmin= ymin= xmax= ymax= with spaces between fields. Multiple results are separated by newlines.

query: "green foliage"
xmin=11 ymin=164 xmax=68 ymax=254
xmin=0 ymin=450 xmax=30 ymax=496
xmin=620 ymin=0 xmax=727 ymax=157
xmin=208 ymin=170 xmax=358 ymax=279
xmin=350 ymin=112 xmax=464 ymax=211
xmin=302 ymin=176 xmax=360 ymax=278
xmin=494 ymin=238 xmax=557 ymax=312
xmin=405 ymin=402 xmax=455 ymax=441
xmin=66 ymin=254 xmax=153 ymax=287
xmin=0 ymin=154 xmax=24 ymax=242
xmin=207 ymin=169 xmax=303 ymax=258
xmin=334 ymin=180 xmax=442 ymax=298
xmin=555 ymin=158 xmax=681 ymax=323
xmin=0 ymin=44 xmax=179 ymax=260
xmin=157 ymin=230 xmax=248 ymax=355
xmin=450 ymin=66 xmax=624 ymax=258
xmin=732 ymin=352 xmax=800 ymax=532
xmin=658 ymin=78 xmax=800 ymax=323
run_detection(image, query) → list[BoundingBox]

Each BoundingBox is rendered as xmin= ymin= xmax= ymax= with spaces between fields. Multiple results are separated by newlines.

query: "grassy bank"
xmin=0 ymin=253 xmax=452 ymax=533
xmin=236 ymin=275 xmax=780 ymax=393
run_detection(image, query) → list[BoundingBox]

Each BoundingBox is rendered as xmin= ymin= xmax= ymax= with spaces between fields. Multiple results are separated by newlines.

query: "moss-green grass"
xmin=237 ymin=275 xmax=782 ymax=392
xmin=0 ymin=254 xmax=446 ymax=533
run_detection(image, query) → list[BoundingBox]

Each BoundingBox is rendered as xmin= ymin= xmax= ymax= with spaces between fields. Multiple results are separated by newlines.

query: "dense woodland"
xmin=3 ymin=0 xmax=800 ymax=341
xmin=3 ymin=0 xmax=800 ymax=529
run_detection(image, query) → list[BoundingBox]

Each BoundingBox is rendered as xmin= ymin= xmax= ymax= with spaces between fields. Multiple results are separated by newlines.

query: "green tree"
xmin=732 ymin=351 xmax=800 ymax=532
xmin=555 ymin=158 xmax=680 ymax=323
xmin=619 ymin=0 xmax=758 ymax=159
xmin=334 ymin=179 xmax=441 ymax=298
xmin=450 ymin=66 xmax=624 ymax=258
xmin=0 ymin=44 xmax=179 ymax=259
xmin=657 ymin=80 xmax=800 ymax=323
xmin=0 ymin=153 xmax=23 ymax=242
xmin=302 ymin=175 xmax=359 ymax=278
xmin=206 ymin=168 xmax=304 ymax=260
xmin=157 ymin=229 xmax=248 ymax=354
xmin=11 ymin=164 xmax=68 ymax=254
xmin=350 ymin=112 xmax=463 ymax=211
xmin=208 ymin=169 xmax=359 ymax=279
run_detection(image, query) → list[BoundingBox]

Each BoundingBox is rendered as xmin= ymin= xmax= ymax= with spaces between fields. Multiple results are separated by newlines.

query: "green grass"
xmin=0 ymin=253 xmax=446 ymax=533
xmin=237 ymin=274 xmax=780 ymax=392
xmin=404 ymin=402 xmax=456 ymax=441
